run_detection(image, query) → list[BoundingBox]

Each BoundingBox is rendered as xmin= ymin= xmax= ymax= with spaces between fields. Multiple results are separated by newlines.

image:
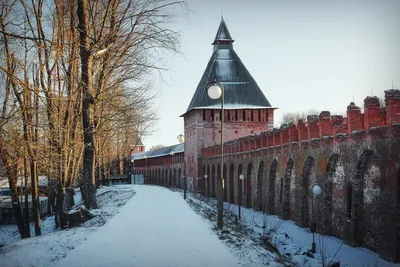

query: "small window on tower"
xmin=258 ymin=109 xmax=261 ymax=122
xmin=203 ymin=110 xmax=206 ymax=121
xmin=235 ymin=110 xmax=238 ymax=121
xmin=227 ymin=110 xmax=231 ymax=121
xmin=211 ymin=110 xmax=214 ymax=121
xmin=251 ymin=110 xmax=254 ymax=121
xmin=243 ymin=110 xmax=246 ymax=121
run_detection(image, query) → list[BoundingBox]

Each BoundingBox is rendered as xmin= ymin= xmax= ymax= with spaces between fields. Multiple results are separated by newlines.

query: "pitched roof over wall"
xmin=131 ymin=143 xmax=184 ymax=160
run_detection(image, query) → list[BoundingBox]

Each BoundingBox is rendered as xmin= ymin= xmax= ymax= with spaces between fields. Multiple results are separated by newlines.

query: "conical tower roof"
xmin=212 ymin=17 xmax=233 ymax=44
xmin=183 ymin=18 xmax=272 ymax=115
xmin=136 ymin=139 xmax=144 ymax=146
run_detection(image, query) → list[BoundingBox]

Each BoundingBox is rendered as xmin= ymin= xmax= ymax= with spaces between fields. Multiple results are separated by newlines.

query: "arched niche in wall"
xmin=178 ymin=168 xmax=182 ymax=188
xmin=246 ymin=163 xmax=253 ymax=208
xmin=223 ymin=164 xmax=227 ymax=202
xmin=283 ymin=159 xmax=294 ymax=220
xmin=169 ymin=169 xmax=173 ymax=187
xmin=229 ymin=163 xmax=235 ymax=204
xmin=217 ymin=164 xmax=221 ymax=198
xmin=201 ymin=166 xmax=206 ymax=195
xmin=300 ymin=156 xmax=315 ymax=228
xmin=206 ymin=165 xmax=211 ymax=197
xmin=353 ymin=150 xmax=380 ymax=249
xmin=325 ymin=153 xmax=343 ymax=236
xmin=173 ymin=168 xmax=177 ymax=188
xmin=268 ymin=160 xmax=278 ymax=214
xmin=256 ymin=161 xmax=265 ymax=212
xmin=238 ymin=164 xmax=243 ymax=206
xmin=211 ymin=165 xmax=216 ymax=198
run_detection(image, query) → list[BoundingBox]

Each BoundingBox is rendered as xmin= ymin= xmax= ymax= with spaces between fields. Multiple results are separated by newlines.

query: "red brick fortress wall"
xmin=201 ymin=89 xmax=400 ymax=262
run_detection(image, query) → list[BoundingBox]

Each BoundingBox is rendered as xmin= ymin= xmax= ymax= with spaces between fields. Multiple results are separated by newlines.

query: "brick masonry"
xmin=201 ymin=89 xmax=400 ymax=262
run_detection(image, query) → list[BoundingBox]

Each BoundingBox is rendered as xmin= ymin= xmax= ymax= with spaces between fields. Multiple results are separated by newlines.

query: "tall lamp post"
xmin=177 ymin=134 xmax=186 ymax=199
xmin=311 ymin=184 xmax=322 ymax=253
xmin=207 ymin=81 xmax=224 ymax=229
xmin=130 ymin=158 xmax=134 ymax=184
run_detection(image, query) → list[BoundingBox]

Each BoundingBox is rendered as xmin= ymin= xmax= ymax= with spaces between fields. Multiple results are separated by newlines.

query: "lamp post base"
xmin=311 ymin=221 xmax=316 ymax=253
xmin=217 ymin=178 xmax=223 ymax=229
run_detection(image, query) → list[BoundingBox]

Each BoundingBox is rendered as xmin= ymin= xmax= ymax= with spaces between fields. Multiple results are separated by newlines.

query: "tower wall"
xmin=184 ymin=108 xmax=275 ymax=191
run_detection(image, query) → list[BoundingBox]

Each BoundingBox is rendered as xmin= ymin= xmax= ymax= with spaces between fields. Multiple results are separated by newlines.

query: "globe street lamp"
xmin=207 ymin=81 xmax=224 ymax=229
xmin=311 ymin=184 xmax=322 ymax=253
xmin=177 ymin=134 xmax=184 ymax=143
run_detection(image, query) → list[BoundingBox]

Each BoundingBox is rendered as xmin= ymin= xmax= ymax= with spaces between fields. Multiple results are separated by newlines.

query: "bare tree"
xmin=77 ymin=0 xmax=98 ymax=209
xmin=81 ymin=0 xmax=185 ymax=188
xmin=0 ymin=0 xmax=186 ymax=237
xmin=0 ymin=0 xmax=32 ymax=238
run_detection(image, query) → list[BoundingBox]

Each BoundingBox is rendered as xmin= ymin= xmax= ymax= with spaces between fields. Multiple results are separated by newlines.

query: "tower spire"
xmin=212 ymin=17 xmax=234 ymax=46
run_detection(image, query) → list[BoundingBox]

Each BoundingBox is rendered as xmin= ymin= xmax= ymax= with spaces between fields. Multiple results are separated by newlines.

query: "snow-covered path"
xmin=56 ymin=185 xmax=240 ymax=267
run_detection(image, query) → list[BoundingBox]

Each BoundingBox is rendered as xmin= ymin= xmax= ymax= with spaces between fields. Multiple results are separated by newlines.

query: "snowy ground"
xmin=1 ymin=185 xmax=398 ymax=267
xmin=56 ymin=185 xmax=241 ymax=267
xmin=183 ymin=190 xmax=399 ymax=267
xmin=0 ymin=185 xmax=135 ymax=267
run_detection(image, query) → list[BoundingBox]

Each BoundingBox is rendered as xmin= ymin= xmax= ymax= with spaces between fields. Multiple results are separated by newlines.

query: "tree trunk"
xmin=63 ymin=187 xmax=75 ymax=211
xmin=7 ymin=161 xmax=29 ymax=238
xmin=31 ymin=160 xmax=41 ymax=235
xmin=49 ymin=188 xmax=59 ymax=228
xmin=96 ymin=164 xmax=101 ymax=188
xmin=77 ymin=0 xmax=97 ymax=209
xmin=56 ymin=183 xmax=68 ymax=229
xmin=23 ymin=157 xmax=30 ymax=237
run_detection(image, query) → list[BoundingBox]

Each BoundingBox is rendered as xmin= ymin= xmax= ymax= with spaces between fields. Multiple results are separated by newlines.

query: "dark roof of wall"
xmin=131 ymin=143 xmax=184 ymax=160
xmin=182 ymin=18 xmax=272 ymax=116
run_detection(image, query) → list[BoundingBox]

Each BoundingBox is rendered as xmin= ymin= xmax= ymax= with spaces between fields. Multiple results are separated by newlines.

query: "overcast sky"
xmin=142 ymin=0 xmax=400 ymax=149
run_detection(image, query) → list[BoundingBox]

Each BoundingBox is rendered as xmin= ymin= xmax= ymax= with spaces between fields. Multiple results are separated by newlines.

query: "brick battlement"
xmin=202 ymin=90 xmax=400 ymax=157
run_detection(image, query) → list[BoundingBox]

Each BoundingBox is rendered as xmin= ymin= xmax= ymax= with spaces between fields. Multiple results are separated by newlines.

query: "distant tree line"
xmin=280 ymin=109 xmax=320 ymax=127
xmin=150 ymin=144 xmax=166 ymax=151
